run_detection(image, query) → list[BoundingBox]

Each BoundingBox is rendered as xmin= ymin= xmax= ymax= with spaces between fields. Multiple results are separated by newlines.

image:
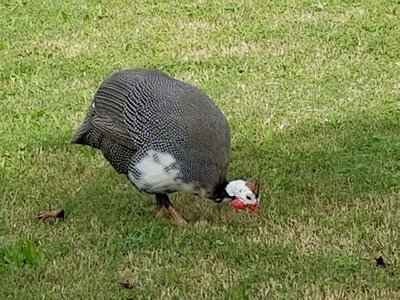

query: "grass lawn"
xmin=1 ymin=0 xmax=399 ymax=298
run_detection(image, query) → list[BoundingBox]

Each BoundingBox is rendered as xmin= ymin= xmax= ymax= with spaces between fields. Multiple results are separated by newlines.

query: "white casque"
xmin=225 ymin=180 xmax=258 ymax=205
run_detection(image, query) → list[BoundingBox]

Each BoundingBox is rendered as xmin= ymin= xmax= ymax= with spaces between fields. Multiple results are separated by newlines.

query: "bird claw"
xmin=168 ymin=207 xmax=188 ymax=226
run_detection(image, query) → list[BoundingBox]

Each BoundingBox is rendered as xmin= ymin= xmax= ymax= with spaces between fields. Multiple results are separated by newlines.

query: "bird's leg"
xmin=155 ymin=194 xmax=187 ymax=225
xmin=168 ymin=206 xmax=188 ymax=226
xmin=155 ymin=194 xmax=167 ymax=218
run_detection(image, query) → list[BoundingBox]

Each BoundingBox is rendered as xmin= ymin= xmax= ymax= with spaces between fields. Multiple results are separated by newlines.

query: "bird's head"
xmin=224 ymin=179 xmax=261 ymax=213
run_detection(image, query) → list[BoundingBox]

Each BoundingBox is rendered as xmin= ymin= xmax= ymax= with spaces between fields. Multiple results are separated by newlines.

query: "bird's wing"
xmin=90 ymin=69 xmax=159 ymax=149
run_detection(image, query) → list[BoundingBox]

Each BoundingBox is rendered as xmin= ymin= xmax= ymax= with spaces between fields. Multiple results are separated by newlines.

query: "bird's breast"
xmin=128 ymin=150 xmax=205 ymax=196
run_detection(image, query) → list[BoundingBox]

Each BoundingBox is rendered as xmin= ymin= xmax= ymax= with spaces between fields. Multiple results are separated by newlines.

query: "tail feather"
xmin=71 ymin=103 xmax=96 ymax=145
xmin=70 ymin=121 xmax=89 ymax=145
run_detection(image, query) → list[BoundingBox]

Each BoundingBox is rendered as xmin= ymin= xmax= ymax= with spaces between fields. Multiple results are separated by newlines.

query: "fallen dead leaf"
xmin=37 ymin=208 xmax=65 ymax=221
xmin=375 ymin=255 xmax=387 ymax=268
xmin=118 ymin=278 xmax=133 ymax=289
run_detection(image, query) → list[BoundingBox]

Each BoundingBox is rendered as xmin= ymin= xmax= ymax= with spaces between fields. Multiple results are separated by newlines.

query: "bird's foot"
xmin=155 ymin=194 xmax=187 ymax=225
xmin=155 ymin=206 xmax=167 ymax=218
xmin=168 ymin=207 xmax=188 ymax=226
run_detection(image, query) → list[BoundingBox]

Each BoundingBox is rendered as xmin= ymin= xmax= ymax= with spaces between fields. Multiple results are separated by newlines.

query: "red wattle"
xmin=230 ymin=199 xmax=246 ymax=210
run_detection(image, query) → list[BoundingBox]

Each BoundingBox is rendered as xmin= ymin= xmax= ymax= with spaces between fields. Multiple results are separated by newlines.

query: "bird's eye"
xmin=246 ymin=195 xmax=252 ymax=200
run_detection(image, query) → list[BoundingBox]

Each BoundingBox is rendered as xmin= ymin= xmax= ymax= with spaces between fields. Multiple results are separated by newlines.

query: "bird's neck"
xmin=211 ymin=180 xmax=235 ymax=202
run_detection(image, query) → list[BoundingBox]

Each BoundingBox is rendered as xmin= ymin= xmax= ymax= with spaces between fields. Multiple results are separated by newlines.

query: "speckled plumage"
xmin=71 ymin=68 xmax=231 ymax=199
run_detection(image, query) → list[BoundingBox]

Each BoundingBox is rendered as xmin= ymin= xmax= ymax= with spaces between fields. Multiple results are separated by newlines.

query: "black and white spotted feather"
xmin=71 ymin=68 xmax=231 ymax=199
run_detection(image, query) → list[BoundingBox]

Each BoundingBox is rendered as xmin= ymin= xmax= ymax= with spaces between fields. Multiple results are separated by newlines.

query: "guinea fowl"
xmin=71 ymin=68 xmax=260 ymax=225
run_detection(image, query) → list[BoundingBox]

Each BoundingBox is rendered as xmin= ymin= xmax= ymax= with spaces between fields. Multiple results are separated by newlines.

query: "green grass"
xmin=1 ymin=0 xmax=399 ymax=298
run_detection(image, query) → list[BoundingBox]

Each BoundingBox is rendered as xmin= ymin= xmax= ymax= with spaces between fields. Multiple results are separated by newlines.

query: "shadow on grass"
xmin=37 ymin=112 xmax=399 ymax=225
xmin=231 ymin=113 xmax=400 ymax=211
